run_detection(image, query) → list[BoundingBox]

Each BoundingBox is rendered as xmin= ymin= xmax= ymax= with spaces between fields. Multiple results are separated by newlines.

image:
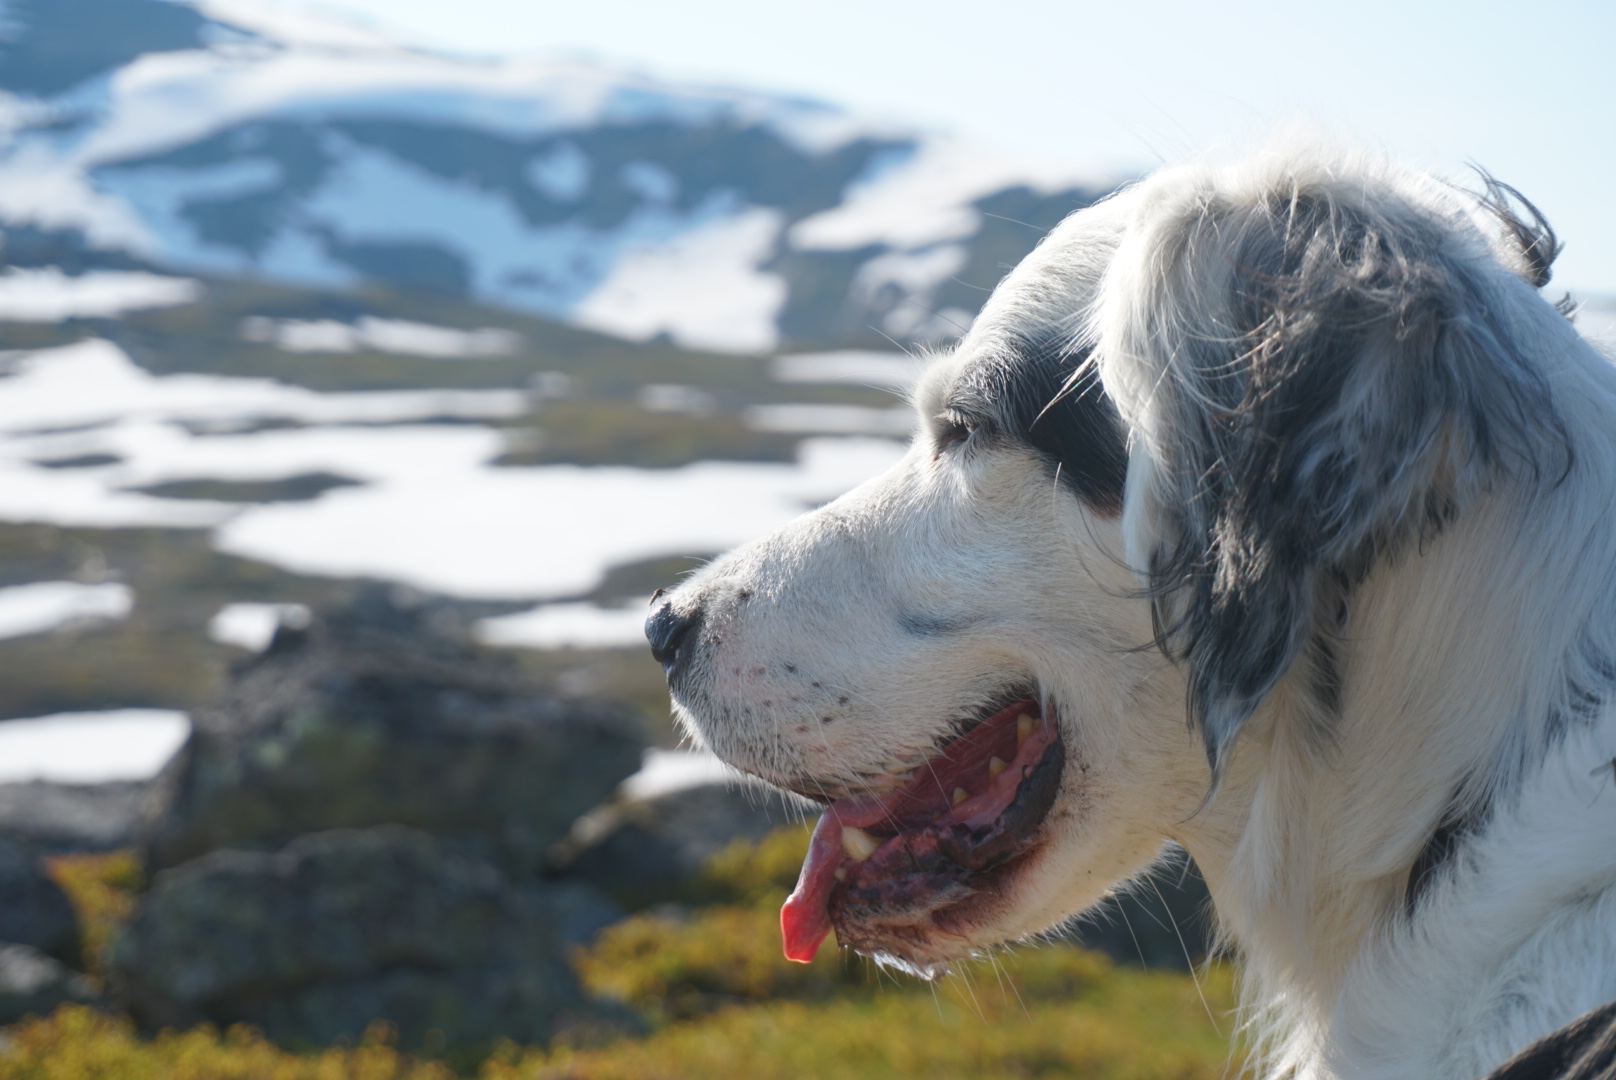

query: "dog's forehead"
xmin=917 ymin=196 xmax=1134 ymax=412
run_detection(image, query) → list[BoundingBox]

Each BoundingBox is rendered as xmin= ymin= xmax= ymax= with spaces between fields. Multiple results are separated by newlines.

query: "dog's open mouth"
xmin=781 ymin=697 xmax=1063 ymax=966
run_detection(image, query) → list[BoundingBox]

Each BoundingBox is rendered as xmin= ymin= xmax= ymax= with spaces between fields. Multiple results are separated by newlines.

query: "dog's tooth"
xmin=1017 ymin=714 xmax=1035 ymax=747
xmin=841 ymin=826 xmax=881 ymax=862
xmin=952 ymin=786 xmax=970 ymax=807
xmin=834 ymin=867 xmax=847 ymax=881
xmin=988 ymin=756 xmax=1008 ymax=780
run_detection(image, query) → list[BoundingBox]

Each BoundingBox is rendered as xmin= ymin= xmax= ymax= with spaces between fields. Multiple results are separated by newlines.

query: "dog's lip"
xmin=780 ymin=697 xmax=1063 ymax=965
xmin=777 ymin=689 xmax=1040 ymax=807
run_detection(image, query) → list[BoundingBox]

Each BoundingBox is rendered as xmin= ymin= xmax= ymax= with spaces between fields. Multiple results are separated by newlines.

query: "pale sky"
xmin=247 ymin=0 xmax=1615 ymax=292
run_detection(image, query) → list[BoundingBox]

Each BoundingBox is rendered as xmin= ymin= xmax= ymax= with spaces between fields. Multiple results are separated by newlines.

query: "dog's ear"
xmin=1097 ymin=170 xmax=1568 ymax=777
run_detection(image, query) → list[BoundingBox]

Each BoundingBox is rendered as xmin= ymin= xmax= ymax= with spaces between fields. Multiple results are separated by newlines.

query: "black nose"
xmin=646 ymin=602 xmax=699 ymax=669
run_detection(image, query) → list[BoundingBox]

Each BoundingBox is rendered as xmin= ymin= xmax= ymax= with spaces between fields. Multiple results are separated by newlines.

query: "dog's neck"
xmin=1172 ymin=333 xmax=1616 ymax=1079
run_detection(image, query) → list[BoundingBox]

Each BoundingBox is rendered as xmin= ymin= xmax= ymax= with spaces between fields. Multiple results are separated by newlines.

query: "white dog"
xmin=646 ymin=149 xmax=1616 ymax=1080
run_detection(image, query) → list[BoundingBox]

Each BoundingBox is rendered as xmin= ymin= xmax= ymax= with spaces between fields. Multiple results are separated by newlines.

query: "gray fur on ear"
xmin=1099 ymin=166 xmax=1571 ymax=779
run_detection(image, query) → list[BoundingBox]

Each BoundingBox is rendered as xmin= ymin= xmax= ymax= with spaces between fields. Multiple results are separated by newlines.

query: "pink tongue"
xmin=781 ymin=811 xmax=843 ymax=962
xmin=781 ymin=793 xmax=893 ymax=962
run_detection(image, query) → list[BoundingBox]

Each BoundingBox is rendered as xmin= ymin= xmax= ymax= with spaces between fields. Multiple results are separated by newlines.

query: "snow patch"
xmin=93 ymin=157 xmax=282 ymax=272
xmin=213 ymin=436 xmax=907 ymax=599
xmin=619 ymin=748 xmax=740 ymax=800
xmin=0 ymin=268 xmax=202 ymax=321
xmin=277 ymin=137 xmax=756 ymax=319
xmin=853 ymin=244 xmax=968 ymax=302
xmin=574 ymin=206 xmax=786 ymax=353
xmin=0 ymin=339 xmax=907 ymax=600
xmin=197 ymin=0 xmax=401 ymax=50
xmin=208 ymin=601 xmax=312 ymax=651
xmin=0 ymin=144 xmax=156 ymax=252
xmin=0 ymin=581 xmax=134 ymax=640
xmin=241 ymin=315 xmax=522 ymax=357
xmin=69 ymin=44 xmax=872 ymax=173
xmin=0 ymin=340 xmax=527 ymax=527
xmin=744 ymin=403 xmax=914 ymax=437
xmin=0 ymin=339 xmax=528 ymax=435
xmin=0 ymin=709 xmax=190 ymax=783
xmin=790 ymin=139 xmax=1101 ymax=251
xmin=526 ymin=141 xmax=590 ymax=201
xmin=476 ymin=600 xmax=652 ymax=650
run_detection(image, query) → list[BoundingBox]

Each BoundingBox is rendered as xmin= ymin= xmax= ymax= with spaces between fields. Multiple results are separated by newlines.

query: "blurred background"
xmin=0 ymin=0 xmax=1609 ymax=1074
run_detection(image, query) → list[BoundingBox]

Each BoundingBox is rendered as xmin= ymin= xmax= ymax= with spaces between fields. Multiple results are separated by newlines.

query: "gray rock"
xmin=0 ymin=781 xmax=147 ymax=854
xmin=556 ymin=781 xmax=807 ymax=910
xmin=110 ymin=825 xmax=627 ymax=1050
xmin=139 ymin=588 xmax=645 ymax=878
xmin=0 ymin=834 xmax=80 ymax=967
xmin=0 ymin=944 xmax=98 ymax=1024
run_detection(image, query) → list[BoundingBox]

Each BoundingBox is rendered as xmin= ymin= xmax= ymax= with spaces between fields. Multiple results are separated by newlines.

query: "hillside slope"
xmin=0 ymin=0 xmax=1121 ymax=351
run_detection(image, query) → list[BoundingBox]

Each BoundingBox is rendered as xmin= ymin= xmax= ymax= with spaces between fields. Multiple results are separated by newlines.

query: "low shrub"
xmin=489 ymin=956 xmax=1235 ymax=1080
xmin=44 ymin=850 xmax=143 ymax=979
xmin=692 ymin=825 xmax=813 ymax=907
xmin=7 ymin=830 xmax=1239 ymax=1080
xmin=574 ymin=906 xmax=862 ymax=1021
xmin=0 ymin=1007 xmax=451 ymax=1080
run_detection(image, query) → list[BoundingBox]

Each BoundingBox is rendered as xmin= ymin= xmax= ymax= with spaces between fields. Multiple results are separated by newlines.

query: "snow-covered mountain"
xmin=0 ymin=0 xmax=1120 ymax=352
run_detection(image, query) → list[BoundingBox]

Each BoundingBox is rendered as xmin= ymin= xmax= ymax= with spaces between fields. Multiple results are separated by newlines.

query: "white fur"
xmin=655 ymin=148 xmax=1616 ymax=1078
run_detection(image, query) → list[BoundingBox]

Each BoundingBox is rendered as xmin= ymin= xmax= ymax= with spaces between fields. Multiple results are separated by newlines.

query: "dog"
xmin=646 ymin=148 xmax=1616 ymax=1079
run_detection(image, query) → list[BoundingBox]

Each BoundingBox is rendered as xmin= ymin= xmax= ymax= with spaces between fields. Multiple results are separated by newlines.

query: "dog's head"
xmin=646 ymin=152 xmax=1571 ymax=975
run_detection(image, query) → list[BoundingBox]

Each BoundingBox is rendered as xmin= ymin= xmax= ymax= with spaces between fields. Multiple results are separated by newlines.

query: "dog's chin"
xmin=776 ymin=697 xmax=1068 ymax=978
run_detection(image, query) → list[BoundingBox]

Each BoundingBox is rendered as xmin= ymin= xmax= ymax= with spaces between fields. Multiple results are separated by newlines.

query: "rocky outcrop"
xmin=557 ymin=780 xmax=805 ymax=910
xmin=0 ymin=833 xmax=95 ymax=1024
xmin=110 ymin=590 xmax=646 ymax=1051
xmin=0 ymin=781 xmax=147 ymax=854
xmin=0 ymin=834 xmax=80 ymax=968
xmin=111 ymin=826 xmax=630 ymax=1051
xmin=0 ymin=943 xmax=97 ymax=1025
xmin=138 ymin=588 xmax=645 ymax=879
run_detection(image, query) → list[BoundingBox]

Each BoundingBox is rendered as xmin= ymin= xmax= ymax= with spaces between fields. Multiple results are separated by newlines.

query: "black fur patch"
xmin=1137 ymin=181 xmax=1571 ymax=774
xmin=952 ymin=336 xmax=1129 ymax=514
xmin=1405 ymin=802 xmax=1479 ymax=914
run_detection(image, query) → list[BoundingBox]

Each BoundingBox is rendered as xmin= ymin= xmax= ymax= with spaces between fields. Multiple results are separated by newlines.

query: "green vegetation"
xmin=489 ymin=967 xmax=1236 ymax=1080
xmin=0 ymin=1009 xmax=453 ymax=1080
xmin=16 ymin=830 xmax=1239 ymax=1080
xmin=43 ymin=850 xmax=143 ymax=980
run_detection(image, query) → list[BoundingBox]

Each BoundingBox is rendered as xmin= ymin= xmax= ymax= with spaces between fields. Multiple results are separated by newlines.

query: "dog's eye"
xmin=934 ymin=415 xmax=976 ymax=453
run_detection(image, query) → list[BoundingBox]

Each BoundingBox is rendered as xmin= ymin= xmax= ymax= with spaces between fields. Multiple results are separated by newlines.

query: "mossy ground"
xmin=13 ymin=830 xmax=1241 ymax=1080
